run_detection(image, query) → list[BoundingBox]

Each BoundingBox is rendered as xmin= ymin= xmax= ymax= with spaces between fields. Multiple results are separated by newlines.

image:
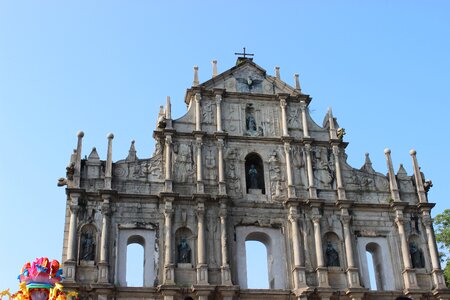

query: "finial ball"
xmin=107 ymin=133 xmax=114 ymax=139
xmin=384 ymin=148 xmax=391 ymax=154
xmin=410 ymin=149 xmax=416 ymax=155
xmin=77 ymin=131 xmax=84 ymax=138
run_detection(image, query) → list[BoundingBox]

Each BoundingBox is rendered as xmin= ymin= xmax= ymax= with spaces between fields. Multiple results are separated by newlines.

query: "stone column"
xmin=311 ymin=210 xmax=329 ymax=287
xmin=215 ymin=92 xmax=223 ymax=132
xmin=284 ymin=141 xmax=295 ymax=197
xmin=163 ymin=200 xmax=175 ymax=284
xmin=385 ymin=148 xmax=401 ymax=202
xmin=219 ymin=201 xmax=232 ymax=285
xmin=196 ymin=201 xmax=208 ymax=284
xmin=193 ymin=65 xmax=199 ymax=86
xmin=288 ymin=205 xmax=307 ymax=289
xmin=337 ymin=205 xmax=361 ymax=288
xmin=294 ymin=73 xmax=301 ymax=91
xmin=217 ymin=138 xmax=226 ymax=195
xmin=73 ymin=131 xmax=84 ymax=188
xmin=195 ymin=136 xmax=204 ymax=193
xmin=64 ymin=192 xmax=80 ymax=282
xmin=164 ymin=135 xmax=173 ymax=192
xmin=104 ymin=133 xmax=114 ymax=190
xmin=410 ymin=150 xmax=427 ymax=203
xmin=279 ymin=95 xmax=289 ymax=136
xmin=332 ymin=145 xmax=346 ymax=200
xmin=394 ymin=212 xmax=420 ymax=290
xmin=195 ymin=92 xmax=201 ymax=131
xmin=98 ymin=194 xmax=112 ymax=283
xmin=300 ymin=101 xmax=310 ymax=138
xmin=421 ymin=209 xmax=447 ymax=289
xmin=304 ymin=144 xmax=317 ymax=199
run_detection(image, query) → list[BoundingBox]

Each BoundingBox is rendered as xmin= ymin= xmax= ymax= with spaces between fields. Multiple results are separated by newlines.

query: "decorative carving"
xmin=245 ymin=103 xmax=263 ymax=136
xmin=202 ymin=100 xmax=213 ymax=124
xmin=268 ymin=150 xmax=285 ymax=198
xmin=173 ymin=143 xmax=195 ymax=183
xmin=313 ymin=147 xmax=334 ymax=189
xmin=287 ymin=106 xmax=300 ymax=128
xmin=205 ymin=146 xmax=217 ymax=180
xmin=236 ymin=76 xmax=263 ymax=93
xmin=337 ymin=128 xmax=346 ymax=141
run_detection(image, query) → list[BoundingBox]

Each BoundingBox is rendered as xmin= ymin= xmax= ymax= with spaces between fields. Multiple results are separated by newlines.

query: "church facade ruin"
xmin=59 ymin=56 xmax=449 ymax=300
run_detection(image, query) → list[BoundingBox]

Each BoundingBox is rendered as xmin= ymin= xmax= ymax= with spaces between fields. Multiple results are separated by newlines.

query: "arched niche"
xmin=78 ymin=224 xmax=97 ymax=263
xmin=245 ymin=152 xmax=265 ymax=194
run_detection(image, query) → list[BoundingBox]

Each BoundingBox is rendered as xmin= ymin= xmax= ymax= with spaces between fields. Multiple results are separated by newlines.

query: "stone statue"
xmin=248 ymin=164 xmax=258 ymax=189
xmin=246 ymin=114 xmax=257 ymax=132
xmin=409 ymin=242 xmax=425 ymax=268
xmin=325 ymin=242 xmax=339 ymax=267
xmin=177 ymin=239 xmax=191 ymax=263
xmin=80 ymin=232 xmax=95 ymax=261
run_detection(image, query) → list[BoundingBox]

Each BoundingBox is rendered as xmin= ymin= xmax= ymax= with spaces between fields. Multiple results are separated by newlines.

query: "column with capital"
xmin=332 ymin=146 xmax=346 ymax=200
xmin=163 ymin=200 xmax=175 ymax=284
xmin=195 ymin=92 xmax=201 ymax=131
xmin=280 ymin=96 xmax=289 ymax=136
xmin=300 ymin=100 xmax=310 ymax=138
xmin=304 ymin=144 xmax=317 ymax=199
xmin=215 ymin=92 xmax=223 ymax=132
xmin=196 ymin=202 xmax=209 ymax=285
xmin=339 ymin=210 xmax=361 ymax=288
xmin=195 ymin=136 xmax=204 ymax=193
xmin=288 ymin=205 xmax=308 ymax=291
xmin=284 ymin=142 xmax=295 ymax=197
xmin=98 ymin=194 xmax=112 ymax=283
xmin=217 ymin=138 xmax=226 ymax=195
xmin=421 ymin=208 xmax=447 ymax=289
xmin=164 ymin=134 xmax=173 ymax=192
xmin=394 ymin=211 xmax=420 ymax=290
xmin=311 ymin=210 xmax=329 ymax=287
xmin=219 ymin=202 xmax=232 ymax=285
xmin=64 ymin=192 xmax=80 ymax=282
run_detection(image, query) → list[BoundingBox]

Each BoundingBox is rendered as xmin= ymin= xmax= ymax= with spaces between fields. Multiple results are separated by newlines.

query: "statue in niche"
xmin=80 ymin=231 xmax=95 ymax=261
xmin=248 ymin=164 xmax=258 ymax=189
xmin=313 ymin=148 xmax=334 ymax=189
xmin=246 ymin=114 xmax=257 ymax=132
xmin=202 ymin=101 xmax=213 ymax=124
xmin=325 ymin=242 xmax=339 ymax=267
xmin=409 ymin=242 xmax=425 ymax=268
xmin=177 ymin=238 xmax=191 ymax=263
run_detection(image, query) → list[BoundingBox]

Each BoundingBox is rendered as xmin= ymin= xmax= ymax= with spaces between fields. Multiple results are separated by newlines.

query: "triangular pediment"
xmin=200 ymin=59 xmax=301 ymax=96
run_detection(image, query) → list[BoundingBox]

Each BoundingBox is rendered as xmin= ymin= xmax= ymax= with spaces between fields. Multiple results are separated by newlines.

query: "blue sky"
xmin=1 ymin=1 xmax=449 ymax=290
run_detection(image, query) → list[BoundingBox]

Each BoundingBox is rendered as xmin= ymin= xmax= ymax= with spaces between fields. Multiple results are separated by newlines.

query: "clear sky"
xmin=1 ymin=0 xmax=449 ymax=290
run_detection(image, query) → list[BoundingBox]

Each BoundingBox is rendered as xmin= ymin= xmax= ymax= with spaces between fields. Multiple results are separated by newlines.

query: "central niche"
xmin=245 ymin=153 xmax=265 ymax=194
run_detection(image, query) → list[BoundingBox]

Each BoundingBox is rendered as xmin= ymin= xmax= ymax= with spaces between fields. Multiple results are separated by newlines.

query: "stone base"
xmin=248 ymin=188 xmax=262 ymax=195
xmin=316 ymin=267 xmax=330 ymax=288
xmin=293 ymin=266 xmax=308 ymax=289
xmin=63 ymin=260 xmax=76 ymax=282
xmin=196 ymin=264 xmax=209 ymax=285
xmin=402 ymin=268 xmax=419 ymax=290
xmin=97 ymin=262 xmax=109 ymax=283
xmin=164 ymin=264 xmax=175 ymax=284
xmin=346 ymin=267 xmax=361 ymax=288
xmin=221 ymin=265 xmax=232 ymax=285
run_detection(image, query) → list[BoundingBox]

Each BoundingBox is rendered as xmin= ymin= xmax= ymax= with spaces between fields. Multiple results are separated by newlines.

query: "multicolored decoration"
xmin=1 ymin=258 xmax=77 ymax=300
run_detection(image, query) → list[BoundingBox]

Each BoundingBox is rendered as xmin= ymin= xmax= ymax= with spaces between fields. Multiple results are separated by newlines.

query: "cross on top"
xmin=235 ymin=47 xmax=254 ymax=58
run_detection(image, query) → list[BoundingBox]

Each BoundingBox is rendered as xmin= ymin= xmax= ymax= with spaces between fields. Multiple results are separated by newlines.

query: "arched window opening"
xmin=366 ymin=251 xmax=377 ymax=290
xmin=245 ymin=240 xmax=269 ymax=289
xmin=366 ymin=243 xmax=382 ymax=291
xmin=126 ymin=236 xmax=145 ymax=287
xmin=245 ymin=153 xmax=265 ymax=194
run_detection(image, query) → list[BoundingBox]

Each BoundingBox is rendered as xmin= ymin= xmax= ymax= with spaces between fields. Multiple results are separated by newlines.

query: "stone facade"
xmin=60 ymin=58 xmax=449 ymax=300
